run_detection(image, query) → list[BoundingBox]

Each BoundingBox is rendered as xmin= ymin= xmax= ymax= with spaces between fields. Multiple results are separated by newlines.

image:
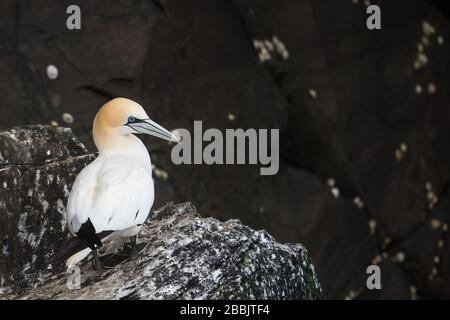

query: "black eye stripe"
xmin=126 ymin=117 xmax=147 ymax=124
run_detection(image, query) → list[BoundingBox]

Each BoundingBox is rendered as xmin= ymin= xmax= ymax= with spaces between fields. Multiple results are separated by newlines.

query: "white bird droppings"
xmin=427 ymin=82 xmax=437 ymax=95
xmin=395 ymin=143 xmax=408 ymax=162
xmin=368 ymin=219 xmax=376 ymax=234
xmin=372 ymin=255 xmax=382 ymax=265
xmin=415 ymin=84 xmax=423 ymax=95
xmin=308 ymin=89 xmax=318 ymax=99
xmin=326 ymin=178 xmax=335 ymax=188
xmin=400 ymin=143 xmax=408 ymax=153
xmin=253 ymin=36 xmax=289 ymax=63
xmin=396 ymin=251 xmax=406 ymax=263
xmin=422 ymin=21 xmax=436 ymax=37
xmin=353 ymin=197 xmax=364 ymax=209
xmin=62 ymin=113 xmax=74 ymax=124
xmin=154 ymin=167 xmax=169 ymax=181
xmin=46 ymin=65 xmax=59 ymax=80
xmin=330 ymin=187 xmax=340 ymax=199
xmin=430 ymin=218 xmax=441 ymax=230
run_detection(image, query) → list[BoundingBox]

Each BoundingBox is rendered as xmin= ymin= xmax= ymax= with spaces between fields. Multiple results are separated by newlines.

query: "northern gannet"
xmin=51 ymin=97 xmax=178 ymax=270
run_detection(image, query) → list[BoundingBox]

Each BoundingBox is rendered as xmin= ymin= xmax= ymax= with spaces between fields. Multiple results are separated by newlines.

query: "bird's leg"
xmin=92 ymin=248 xmax=103 ymax=271
xmin=129 ymin=236 xmax=139 ymax=260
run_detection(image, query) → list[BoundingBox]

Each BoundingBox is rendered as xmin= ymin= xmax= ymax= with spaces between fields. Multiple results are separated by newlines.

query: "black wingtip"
xmin=77 ymin=218 xmax=103 ymax=250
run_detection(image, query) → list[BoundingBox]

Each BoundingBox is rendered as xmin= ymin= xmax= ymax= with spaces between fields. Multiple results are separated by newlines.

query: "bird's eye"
xmin=128 ymin=116 xmax=136 ymax=123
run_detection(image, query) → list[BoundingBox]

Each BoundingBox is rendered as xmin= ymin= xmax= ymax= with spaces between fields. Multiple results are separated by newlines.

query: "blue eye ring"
xmin=128 ymin=116 xmax=136 ymax=123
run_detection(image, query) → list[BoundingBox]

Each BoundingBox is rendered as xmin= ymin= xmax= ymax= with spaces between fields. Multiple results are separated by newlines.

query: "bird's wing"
xmin=66 ymin=156 xmax=154 ymax=234
xmin=66 ymin=159 xmax=102 ymax=234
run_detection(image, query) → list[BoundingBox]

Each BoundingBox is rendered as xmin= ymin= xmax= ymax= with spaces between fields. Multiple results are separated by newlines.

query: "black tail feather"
xmin=49 ymin=237 xmax=89 ymax=267
xmin=49 ymin=230 xmax=114 ymax=267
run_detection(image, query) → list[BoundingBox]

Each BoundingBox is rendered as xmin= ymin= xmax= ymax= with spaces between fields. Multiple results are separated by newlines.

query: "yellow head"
xmin=93 ymin=97 xmax=178 ymax=152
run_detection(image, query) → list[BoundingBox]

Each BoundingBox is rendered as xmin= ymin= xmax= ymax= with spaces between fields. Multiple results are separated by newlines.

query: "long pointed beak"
xmin=129 ymin=119 xmax=179 ymax=143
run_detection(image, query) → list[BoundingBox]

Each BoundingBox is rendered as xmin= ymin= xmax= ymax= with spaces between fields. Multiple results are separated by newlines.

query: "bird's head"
xmin=93 ymin=97 xmax=179 ymax=152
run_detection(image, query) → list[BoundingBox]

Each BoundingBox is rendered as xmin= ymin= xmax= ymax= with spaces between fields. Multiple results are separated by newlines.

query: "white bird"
xmin=51 ymin=97 xmax=178 ymax=270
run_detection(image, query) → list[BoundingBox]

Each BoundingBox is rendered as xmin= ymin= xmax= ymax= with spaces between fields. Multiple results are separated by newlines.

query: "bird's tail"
xmin=49 ymin=237 xmax=90 ymax=268
xmin=50 ymin=231 xmax=114 ymax=268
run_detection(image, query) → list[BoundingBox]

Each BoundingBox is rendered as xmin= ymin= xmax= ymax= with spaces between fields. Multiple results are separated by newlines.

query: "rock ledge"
xmin=12 ymin=202 xmax=322 ymax=300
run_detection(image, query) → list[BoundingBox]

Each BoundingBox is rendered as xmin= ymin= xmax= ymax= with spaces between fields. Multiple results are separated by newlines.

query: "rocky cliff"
xmin=0 ymin=125 xmax=321 ymax=299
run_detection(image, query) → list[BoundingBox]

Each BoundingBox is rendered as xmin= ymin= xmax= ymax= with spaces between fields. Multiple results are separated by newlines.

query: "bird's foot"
xmin=129 ymin=247 xmax=140 ymax=261
xmin=128 ymin=235 xmax=140 ymax=261
xmin=92 ymin=249 xmax=104 ymax=271
xmin=92 ymin=257 xmax=103 ymax=271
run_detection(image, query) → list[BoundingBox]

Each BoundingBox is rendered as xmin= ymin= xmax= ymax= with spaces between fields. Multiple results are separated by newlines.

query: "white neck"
xmin=98 ymin=134 xmax=151 ymax=168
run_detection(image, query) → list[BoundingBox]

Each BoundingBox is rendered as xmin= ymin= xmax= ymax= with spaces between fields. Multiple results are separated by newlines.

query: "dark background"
xmin=1 ymin=0 xmax=450 ymax=299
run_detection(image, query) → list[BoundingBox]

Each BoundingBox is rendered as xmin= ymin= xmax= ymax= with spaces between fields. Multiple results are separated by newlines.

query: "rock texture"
xmin=0 ymin=125 xmax=95 ymax=293
xmin=6 ymin=202 xmax=321 ymax=300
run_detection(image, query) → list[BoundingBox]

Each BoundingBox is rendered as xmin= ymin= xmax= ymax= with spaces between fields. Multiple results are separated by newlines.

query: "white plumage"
xmin=67 ymin=152 xmax=154 ymax=234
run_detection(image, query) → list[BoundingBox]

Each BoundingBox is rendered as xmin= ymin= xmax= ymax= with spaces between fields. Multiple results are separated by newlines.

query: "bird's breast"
xmin=66 ymin=154 xmax=154 ymax=233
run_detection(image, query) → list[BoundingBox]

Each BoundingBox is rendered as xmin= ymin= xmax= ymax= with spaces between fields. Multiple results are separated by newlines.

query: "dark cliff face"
xmin=0 ymin=126 xmax=321 ymax=299
xmin=0 ymin=0 xmax=449 ymax=299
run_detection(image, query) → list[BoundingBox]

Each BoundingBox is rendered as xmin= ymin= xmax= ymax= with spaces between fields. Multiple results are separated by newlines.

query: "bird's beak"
xmin=129 ymin=119 xmax=179 ymax=143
